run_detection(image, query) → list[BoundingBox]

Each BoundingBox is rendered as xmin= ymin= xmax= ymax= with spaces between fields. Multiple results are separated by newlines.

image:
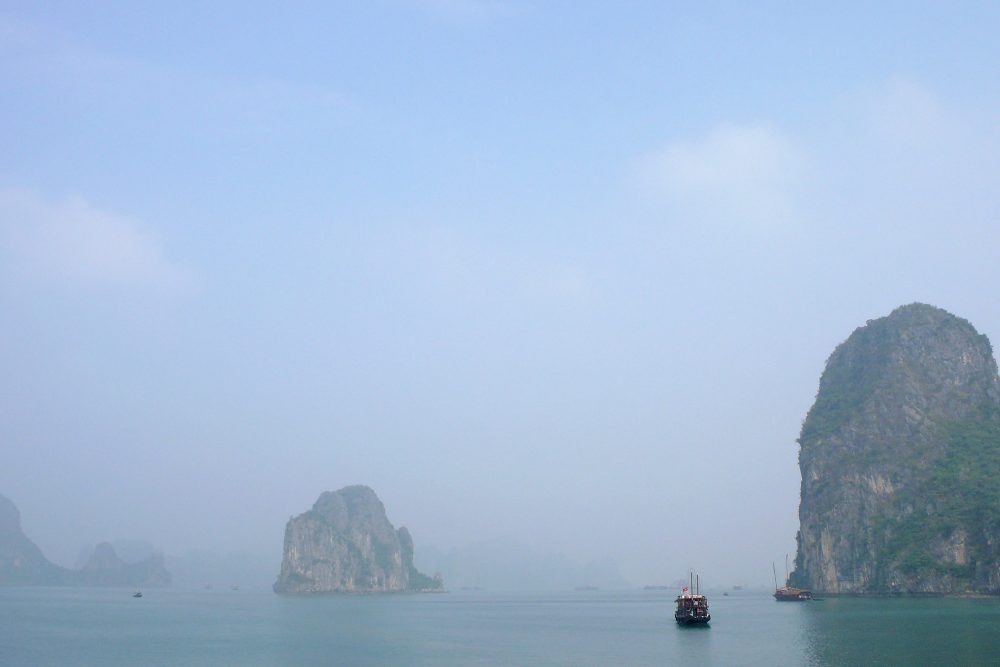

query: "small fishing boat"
xmin=674 ymin=573 xmax=710 ymax=625
xmin=132 ymin=591 xmax=143 ymax=598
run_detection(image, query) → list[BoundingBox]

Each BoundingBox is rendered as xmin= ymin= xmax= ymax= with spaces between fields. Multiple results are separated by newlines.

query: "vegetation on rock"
xmin=274 ymin=485 xmax=443 ymax=594
xmin=793 ymin=303 xmax=1000 ymax=594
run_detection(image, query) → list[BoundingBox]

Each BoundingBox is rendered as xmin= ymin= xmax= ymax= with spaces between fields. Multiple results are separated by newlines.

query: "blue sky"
xmin=1 ymin=1 xmax=998 ymax=586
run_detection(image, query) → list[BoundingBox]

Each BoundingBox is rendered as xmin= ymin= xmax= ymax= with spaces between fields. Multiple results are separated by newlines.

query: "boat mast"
xmin=696 ymin=574 xmax=699 ymax=595
xmin=773 ymin=562 xmax=779 ymax=592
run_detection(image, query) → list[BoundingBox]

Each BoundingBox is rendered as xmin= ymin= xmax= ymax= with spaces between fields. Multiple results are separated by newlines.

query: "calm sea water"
xmin=2 ymin=587 xmax=1000 ymax=666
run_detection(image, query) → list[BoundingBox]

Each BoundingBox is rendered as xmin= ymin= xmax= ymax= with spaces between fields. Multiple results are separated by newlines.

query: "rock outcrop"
xmin=0 ymin=493 xmax=71 ymax=585
xmin=792 ymin=303 xmax=1000 ymax=594
xmin=1 ymin=493 xmax=171 ymax=587
xmin=274 ymin=485 xmax=442 ymax=594
xmin=78 ymin=542 xmax=172 ymax=587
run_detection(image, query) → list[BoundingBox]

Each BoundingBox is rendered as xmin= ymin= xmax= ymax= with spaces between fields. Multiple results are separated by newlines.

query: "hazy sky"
xmin=1 ymin=1 xmax=998 ymax=587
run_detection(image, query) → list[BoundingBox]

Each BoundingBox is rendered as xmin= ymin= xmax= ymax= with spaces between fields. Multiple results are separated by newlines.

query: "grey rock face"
xmin=0 ymin=493 xmax=70 ymax=585
xmin=1 ymin=493 xmax=172 ymax=587
xmin=793 ymin=303 xmax=1000 ymax=594
xmin=78 ymin=541 xmax=172 ymax=587
xmin=274 ymin=485 xmax=441 ymax=594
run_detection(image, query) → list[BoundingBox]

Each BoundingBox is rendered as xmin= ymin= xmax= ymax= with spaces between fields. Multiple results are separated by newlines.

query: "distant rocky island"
xmin=274 ymin=485 xmax=443 ymax=594
xmin=77 ymin=541 xmax=171 ymax=587
xmin=0 ymin=493 xmax=170 ymax=587
xmin=791 ymin=303 xmax=1000 ymax=595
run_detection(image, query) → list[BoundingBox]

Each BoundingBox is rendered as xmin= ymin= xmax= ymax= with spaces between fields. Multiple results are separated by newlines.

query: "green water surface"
xmin=2 ymin=588 xmax=998 ymax=666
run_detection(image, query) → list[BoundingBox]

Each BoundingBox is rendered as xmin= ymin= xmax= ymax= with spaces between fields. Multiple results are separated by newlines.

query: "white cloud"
xmin=818 ymin=77 xmax=999 ymax=235
xmin=637 ymin=123 xmax=806 ymax=229
xmin=867 ymin=77 xmax=952 ymax=146
xmin=0 ymin=189 xmax=191 ymax=289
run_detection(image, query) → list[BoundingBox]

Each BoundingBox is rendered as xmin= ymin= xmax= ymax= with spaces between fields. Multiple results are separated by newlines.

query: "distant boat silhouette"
xmin=132 ymin=591 xmax=143 ymax=598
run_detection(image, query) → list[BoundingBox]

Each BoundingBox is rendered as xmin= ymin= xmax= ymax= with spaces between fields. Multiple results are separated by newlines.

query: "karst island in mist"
xmin=6 ymin=303 xmax=1000 ymax=598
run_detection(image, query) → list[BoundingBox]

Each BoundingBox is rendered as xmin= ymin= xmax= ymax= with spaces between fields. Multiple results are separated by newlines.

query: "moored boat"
xmin=773 ymin=558 xmax=812 ymax=601
xmin=773 ymin=586 xmax=812 ymax=601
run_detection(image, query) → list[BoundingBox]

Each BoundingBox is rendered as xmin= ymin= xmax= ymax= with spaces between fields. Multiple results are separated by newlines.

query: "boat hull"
xmin=674 ymin=614 xmax=711 ymax=625
xmin=774 ymin=595 xmax=810 ymax=601
xmin=773 ymin=588 xmax=812 ymax=601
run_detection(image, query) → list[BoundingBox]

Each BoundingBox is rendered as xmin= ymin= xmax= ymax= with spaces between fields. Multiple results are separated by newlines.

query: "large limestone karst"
xmin=792 ymin=303 xmax=1000 ymax=594
xmin=274 ymin=485 xmax=442 ymax=594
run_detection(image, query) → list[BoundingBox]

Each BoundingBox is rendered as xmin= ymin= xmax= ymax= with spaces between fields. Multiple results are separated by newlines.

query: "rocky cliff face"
xmin=792 ymin=303 xmax=1000 ymax=594
xmin=274 ymin=485 xmax=442 ymax=594
xmin=1 ymin=493 xmax=171 ymax=587
xmin=0 ymin=493 xmax=71 ymax=585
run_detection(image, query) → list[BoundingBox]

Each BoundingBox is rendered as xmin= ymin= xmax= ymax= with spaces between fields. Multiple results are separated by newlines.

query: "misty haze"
xmin=2 ymin=2 xmax=1000 ymax=665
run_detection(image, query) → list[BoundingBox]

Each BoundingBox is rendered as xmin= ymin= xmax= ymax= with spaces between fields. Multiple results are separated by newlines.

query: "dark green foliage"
xmin=800 ymin=319 xmax=891 ymax=442
xmin=935 ymin=413 xmax=1000 ymax=524
xmin=406 ymin=567 xmax=443 ymax=591
xmin=881 ymin=410 xmax=1000 ymax=581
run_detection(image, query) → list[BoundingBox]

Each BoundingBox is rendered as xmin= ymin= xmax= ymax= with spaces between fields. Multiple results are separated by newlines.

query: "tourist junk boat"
xmin=674 ymin=573 xmax=710 ymax=625
xmin=773 ymin=586 xmax=811 ymax=601
xmin=773 ymin=558 xmax=812 ymax=601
